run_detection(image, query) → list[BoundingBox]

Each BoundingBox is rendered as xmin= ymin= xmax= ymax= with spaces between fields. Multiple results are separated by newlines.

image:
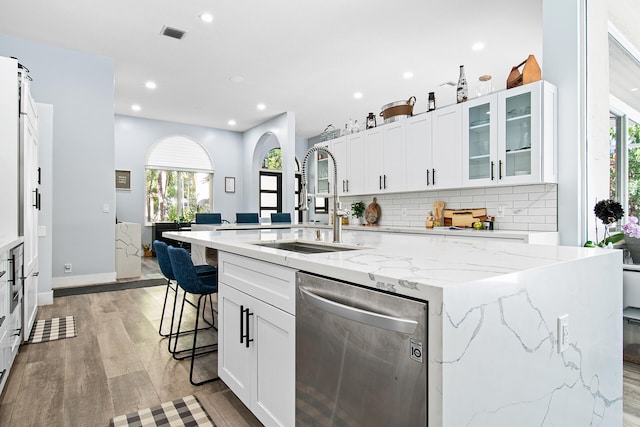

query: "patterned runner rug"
xmin=110 ymin=395 xmax=215 ymax=427
xmin=28 ymin=316 xmax=77 ymax=343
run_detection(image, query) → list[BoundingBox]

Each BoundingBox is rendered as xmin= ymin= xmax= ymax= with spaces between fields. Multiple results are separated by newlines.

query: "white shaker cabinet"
xmin=462 ymin=81 xmax=557 ymax=186
xmin=406 ymin=106 xmax=462 ymax=192
xmin=430 ymin=104 xmax=463 ymax=189
xmin=218 ymin=252 xmax=296 ymax=427
xmin=333 ymin=134 xmax=364 ymax=196
xmin=313 ymin=141 xmax=330 ymax=195
xmin=363 ymin=123 xmax=406 ymax=194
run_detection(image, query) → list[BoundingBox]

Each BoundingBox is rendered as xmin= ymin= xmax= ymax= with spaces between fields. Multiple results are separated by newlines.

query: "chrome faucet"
xmin=300 ymin=146 xmax=348 ymax=243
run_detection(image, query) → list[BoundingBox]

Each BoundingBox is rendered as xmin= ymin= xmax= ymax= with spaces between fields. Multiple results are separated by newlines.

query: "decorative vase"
xmin=352 ymin=217 xmax=361 ymax=226
xmin=625 ymin=236 xmax=640 ymax=264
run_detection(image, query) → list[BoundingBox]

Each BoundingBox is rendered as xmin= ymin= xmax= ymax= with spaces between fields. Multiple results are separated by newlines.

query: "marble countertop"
xmin=165 ymin=227 xmax=609 ymax=300
xmin=191 ymin=222 xmax=557 ymax=242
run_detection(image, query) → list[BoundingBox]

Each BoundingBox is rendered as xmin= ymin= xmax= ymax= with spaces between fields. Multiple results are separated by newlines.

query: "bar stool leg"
xmin=190 ymin=294 xmax=219 ymax=386
xmin=158 ymin=279 xmax=176 ymax=337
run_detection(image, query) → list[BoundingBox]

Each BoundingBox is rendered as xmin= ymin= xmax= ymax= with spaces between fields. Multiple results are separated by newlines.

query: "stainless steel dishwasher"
xmin=296 ymin=271 xmax=428 ymax=426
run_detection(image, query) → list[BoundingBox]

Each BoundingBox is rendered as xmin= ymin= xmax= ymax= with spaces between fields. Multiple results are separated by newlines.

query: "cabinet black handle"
xmin=383 ymin=175 xmax=387 ymax=189
xmin=240 ymin=304 xmax=245 ymax=344
xmin=37 ymin=192 xmax=41 ymax=210
xmin=426 ymin=170 xmax=430 ymax=186
xmin=499 ymin=160 xmax=503 ymax=180
xmin=346 ymin=180 xmax=349 ymax=192
xmin=0 ymin=315 xmax=5 ymax=327
xmin=13 ymin=327 xmax=22 ymax=337
xmin=245 ymin=308 xmax=254 ymax=348
xmin=491 ymin=161 xmax=495 ymax=180
xmin=33 ymin=271 xmax=39 ymax=277
xmin=37 ymin=167 xmax=41 ymax=185
xmin=32 ymin=188 xmax=38 ymax=208
xmin=342 ymin=180 xmax=345 ymax=192
xmin=0 ymin=369 xmax=6 ymax=383
xmin=432 ymin=169 xmax=436 ymax=186
xmin=379 ymin=175 xmax=382 ymax=190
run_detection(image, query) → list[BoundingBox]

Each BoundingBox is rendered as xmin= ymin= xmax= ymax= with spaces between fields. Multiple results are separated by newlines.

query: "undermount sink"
xmin=252 ymin=240 xmax=363 ymax=254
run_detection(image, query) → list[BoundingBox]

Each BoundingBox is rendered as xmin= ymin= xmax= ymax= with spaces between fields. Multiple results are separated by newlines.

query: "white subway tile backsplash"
xmin=472 ymin=194 xmax=499 ymax=202
xmin=485 ymin=187 xmax=514 ymax=195
xmin=460 ymin=188 xmax=487 ymax=196
xmin=340 ymin=184 xmax=557 ymax=231
xmin=527 ymin=207 xmax=557 ymax=216
xmin=498 ymin=193 xmax=530 ymax=201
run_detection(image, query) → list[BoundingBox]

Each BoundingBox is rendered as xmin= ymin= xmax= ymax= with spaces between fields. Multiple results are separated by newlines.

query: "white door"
xmin=382 ymin=121 xmax=406 ymax=192
xmin=218 ymin=284 xmax=252 ymax=405
xmin=461 ymin=96 xmax=498 ymax=187
xmin=432 ymin=104 xmax=463 ymax=189
xmin=363 ymin=128 xmax=384 ymax=194
xmin=22 ymin=105 xmax=39 ymax=275
xmin=251 ymin=298 xmax=295 ymax=427
xmin=497 ymin=82 xmax=541 ymax=185
xmin=346 ymin=134 xmax=364 ymax=195
xmin=405 ymin=114 xmax=432 ymax=192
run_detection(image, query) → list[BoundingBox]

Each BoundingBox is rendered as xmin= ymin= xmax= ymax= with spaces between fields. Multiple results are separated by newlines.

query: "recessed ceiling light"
xmin=403 ymin=71 xmax=414 ymax=79
xmin=632 ymin=87 xmax=639 ymax=92
xmin=145 ymin=81 xmax=157 ymax=90
xmin=472 ymin=42 xmax=485 ymax=51
xmin=229 ymin=75 xmax=245 ymax=83
xmin=228 ymin=119 xmax=236 ymax=126
xmin=131 ymin=104 xmax=141 ymax=112
xmin=353 ymin=92 xmax=363 ymax=99
xmin=200 ymin=13 xmax=214 ymax=23
xmin=257 ymin=103 xmax=266 ymax=110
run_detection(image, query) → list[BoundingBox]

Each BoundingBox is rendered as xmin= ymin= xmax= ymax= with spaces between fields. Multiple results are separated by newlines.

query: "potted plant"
xmin=623 ymin=217 xmax=640 ymax=263
xmin=351 ymin=201 xmax=366 ymax=226
xmin=584 ymin=199 xmax=625 ymax=248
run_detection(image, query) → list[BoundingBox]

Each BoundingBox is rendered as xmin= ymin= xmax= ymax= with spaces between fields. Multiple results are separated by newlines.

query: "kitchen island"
xmin=165 ymin=227 xmax=622 ymax=426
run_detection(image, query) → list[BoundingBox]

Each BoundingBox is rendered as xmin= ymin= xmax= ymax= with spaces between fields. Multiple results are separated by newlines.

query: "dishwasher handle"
xmin=299 ymin=286 xmax=418 ymax=334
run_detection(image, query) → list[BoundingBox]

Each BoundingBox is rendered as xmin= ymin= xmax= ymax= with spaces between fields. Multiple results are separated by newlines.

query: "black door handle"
xmin=491 ymin=161 xmax=495 ymax=180
xmin=379 ymin=175 xmax=382 ymax=190
xmin=240 ymin=304 xmax=245 ymax=344
xmin=432 ymin=169 xmax=436 ymax=186
xmin=383 ymin=175 xmax=387 ymax=189
xmin=37 ymin=167 xmax=41 ymax=185
xmin=426 ymin=169 xmax=430 ymax=186
xmin=499 ymin=160 xmax=503 ymax=180
xmin=244 ymin=308 xmax=254 ymax=348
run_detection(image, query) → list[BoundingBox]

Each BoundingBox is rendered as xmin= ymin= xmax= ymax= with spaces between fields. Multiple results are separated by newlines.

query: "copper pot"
xmin=380 ymin=96 xmax=416 ymax=123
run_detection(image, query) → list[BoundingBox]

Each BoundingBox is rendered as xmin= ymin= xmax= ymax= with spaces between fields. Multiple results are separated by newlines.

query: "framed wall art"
xmin=115 ymin=170 xmax=131 ymax=190
xmin=225 ymin=176 xmax=236 ymax=193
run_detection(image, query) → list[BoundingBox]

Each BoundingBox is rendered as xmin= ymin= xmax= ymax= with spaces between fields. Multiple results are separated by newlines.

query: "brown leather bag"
xmin=506 ymin=55 xmax=541 ymax=89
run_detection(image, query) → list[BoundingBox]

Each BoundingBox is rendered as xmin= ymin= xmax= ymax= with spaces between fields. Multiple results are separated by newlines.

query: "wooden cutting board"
xmin=365 ymin=197 xmax=381 ymax=225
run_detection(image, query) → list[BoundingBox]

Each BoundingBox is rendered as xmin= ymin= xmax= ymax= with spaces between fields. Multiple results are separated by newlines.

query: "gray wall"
xmin=114 ymin=115 xmax=244 ymax=244
xmin=0 ymin=33 xmax=116 ymax=285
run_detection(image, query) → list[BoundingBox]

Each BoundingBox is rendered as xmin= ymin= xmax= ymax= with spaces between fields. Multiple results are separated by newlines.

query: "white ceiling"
xmin=0 ymin=1 xmax=636 ymax=138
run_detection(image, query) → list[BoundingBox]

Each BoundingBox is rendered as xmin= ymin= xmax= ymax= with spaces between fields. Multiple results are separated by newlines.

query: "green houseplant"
xmin=351 ymin=201 xmax=366 ymax=225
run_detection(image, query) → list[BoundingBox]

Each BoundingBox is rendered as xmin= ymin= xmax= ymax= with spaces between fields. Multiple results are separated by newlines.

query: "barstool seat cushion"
xmin=168 ymin=246 xmax=218 ymax=295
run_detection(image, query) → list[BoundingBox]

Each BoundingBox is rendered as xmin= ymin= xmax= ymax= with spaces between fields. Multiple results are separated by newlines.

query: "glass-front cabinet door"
xmin=314 ymin=141 xmax=330 ymax=194
xmin=497 ymin=82 xmax=541 ymax=184
xmin=462 ymin=96 xmax=497 ymax=186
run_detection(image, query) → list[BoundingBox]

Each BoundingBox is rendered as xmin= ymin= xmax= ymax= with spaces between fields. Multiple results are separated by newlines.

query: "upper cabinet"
xmin=462 ymin=81 xmax=557 ymax=187
xmin=322 ymin=80 xmax=556 ymax=196
xmin=334 ymin=134 xmax=364 ymax=196
xmin=406 ymin=104 xmax=462 ymax=192
xmin=314 ymin=140 xmax=330 ymax=195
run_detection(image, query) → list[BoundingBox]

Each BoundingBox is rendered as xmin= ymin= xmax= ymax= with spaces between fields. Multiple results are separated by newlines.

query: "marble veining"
xmin=165 ymin=227 xmax=622 ymax=426
xmin=115 ymin=222 xmax=141 ymax=279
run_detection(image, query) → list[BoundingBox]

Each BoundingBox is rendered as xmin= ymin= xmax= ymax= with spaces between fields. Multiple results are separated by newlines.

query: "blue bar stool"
xmin=153 ymin=240 xmax=216 ymax=338
xmin=270 ymin=212 xmax=291 ymax=223
xmin=168 ymin=246 xmax=219 ymax=385
xmin=236 ymin=213 xmax=260 ymax=224
xmin=195 ymin=213 xmax=222 ymax=224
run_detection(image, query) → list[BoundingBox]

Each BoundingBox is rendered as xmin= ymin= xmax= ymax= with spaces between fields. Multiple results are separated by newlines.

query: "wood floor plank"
xmin=63 ymin=350 xmax=114 ymax=426
xmin=108 ymin=370 xmax=160 ymax=416
xmin=93 ymin=312 xmax=137 ymax=359
xmin=10 ymin=359 xmax=65 ymax=426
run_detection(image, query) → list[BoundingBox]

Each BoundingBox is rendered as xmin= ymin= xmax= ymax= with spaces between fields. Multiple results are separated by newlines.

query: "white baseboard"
xmin=38 ymin=291 xmax=54 ymax=305
xmin=52 ymin=272 xmax=117 ymax=289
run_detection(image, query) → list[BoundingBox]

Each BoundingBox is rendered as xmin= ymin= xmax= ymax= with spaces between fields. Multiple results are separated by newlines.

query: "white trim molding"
xmin=51 ymin=272 xmax=117 ymax=289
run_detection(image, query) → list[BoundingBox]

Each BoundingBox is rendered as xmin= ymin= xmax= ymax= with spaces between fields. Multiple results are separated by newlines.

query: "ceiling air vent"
xmin=160 ymin=26 xmax=187 ymax=40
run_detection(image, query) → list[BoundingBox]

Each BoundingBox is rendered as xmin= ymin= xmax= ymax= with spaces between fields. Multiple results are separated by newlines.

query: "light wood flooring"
xmin=2 ymin=256 xmax=640 ymax=425
xmin=0 ymin=281 xmax=263 ymax=426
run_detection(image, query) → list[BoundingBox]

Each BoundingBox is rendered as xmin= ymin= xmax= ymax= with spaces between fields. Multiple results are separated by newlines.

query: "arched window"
xmin=145 ymin=136 xmax=214 ymax=223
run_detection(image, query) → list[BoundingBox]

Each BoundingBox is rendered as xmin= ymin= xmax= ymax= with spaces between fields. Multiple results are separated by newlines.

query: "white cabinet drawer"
xmin=218 ymin=252 xmax=296 ymax=315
